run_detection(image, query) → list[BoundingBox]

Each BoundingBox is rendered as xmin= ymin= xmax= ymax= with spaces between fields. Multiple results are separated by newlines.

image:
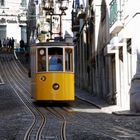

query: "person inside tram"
xmin=0 ymin=39 xmax=2 ymax=50
xmin=56 ymin=58 xmax=63 ymax=71
xmin=49 ymin=52 xmax=63 ymax=71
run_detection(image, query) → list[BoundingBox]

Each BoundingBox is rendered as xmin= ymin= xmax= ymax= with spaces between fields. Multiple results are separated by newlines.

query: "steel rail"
xmin=0 ymin=59 xmax=37 ymax=140
xmin=47 ymin=107 xmax=67 ymax=140
xmin=4 ymin=54 xmax=48 ymax=140
xmin=5 ymin=54 xmax=30 ymax=91
xmin=5 ymin=55 xmax=47 ymax=140
xmin=0 ymin=55 xmax=47 ymax=140
xmin=1 ymin=54 xmax=136 ymax=140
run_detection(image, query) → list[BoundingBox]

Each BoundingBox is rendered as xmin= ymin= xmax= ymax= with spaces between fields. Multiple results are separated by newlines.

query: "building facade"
xmin=106 ymin=0 xmax=140 ymax=111
xmin=0 ymin=0 xmax=28 ymax=46
xmin=72 ymin=0 xmax=95 ymax=93
xmin=27 ymin=0 xmax=73 ymax=44
xmin=72 ymin=0 xmax=140 ymax=112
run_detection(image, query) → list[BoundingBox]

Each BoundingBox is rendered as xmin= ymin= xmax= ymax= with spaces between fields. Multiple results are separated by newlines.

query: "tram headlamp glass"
xmin=40 ymin=76 xmax=46 ymax=81
xmin=52 ymin=83 xmax=59 ymax=90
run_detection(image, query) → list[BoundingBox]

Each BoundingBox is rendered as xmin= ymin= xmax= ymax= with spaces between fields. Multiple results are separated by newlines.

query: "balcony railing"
xmin=110 ymin=0 xmax=122 ymax=27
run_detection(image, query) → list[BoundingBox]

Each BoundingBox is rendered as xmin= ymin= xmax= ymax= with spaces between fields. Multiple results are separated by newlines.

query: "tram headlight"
xmin=40 ymin=76 xmax=46 ymax=81
xmin=52 ymin=83 xmax=60 ymax=90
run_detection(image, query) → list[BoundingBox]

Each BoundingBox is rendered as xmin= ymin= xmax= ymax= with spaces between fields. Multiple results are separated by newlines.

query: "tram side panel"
xmin=31 ymin=45 xmax=37 ymax=98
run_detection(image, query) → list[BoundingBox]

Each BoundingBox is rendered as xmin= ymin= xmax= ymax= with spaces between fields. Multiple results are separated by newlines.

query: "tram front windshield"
xmin=37 ymin=47 xmax=73 ymax=72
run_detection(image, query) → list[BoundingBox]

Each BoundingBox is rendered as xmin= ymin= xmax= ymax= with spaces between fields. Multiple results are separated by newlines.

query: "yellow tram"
xmin=30 ymin=42 xmax=75 ymax=101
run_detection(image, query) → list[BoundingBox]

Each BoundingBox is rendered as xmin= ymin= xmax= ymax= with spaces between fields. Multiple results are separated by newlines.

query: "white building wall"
xmin=79 ymin=0 xmax=86 ymax=7
xmin=0 ymin=0 xmax=28 ymax=45
xmin=94 ymin=0 xmax=102 ymax=52
xmin=115 ymin=0 xmax=140 ymax=83
xmin=7 ymin=24 xmax=21 ymax=44
xmin=107 ymin=0 xmax=140 ymax=111
xmin=62 ymin=0 xmax=73 ymax=38
xmin=129 ymin=14 xmax=140 ymax=112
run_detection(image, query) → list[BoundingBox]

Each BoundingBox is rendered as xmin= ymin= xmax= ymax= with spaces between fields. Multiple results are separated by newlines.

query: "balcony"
xmin=109 ymin=0 xmax=123 ymax=35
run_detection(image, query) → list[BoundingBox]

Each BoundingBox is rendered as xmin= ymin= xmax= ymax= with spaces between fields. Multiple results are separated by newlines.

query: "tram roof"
xmin=32 ymin=42 xmax=74 ymax=47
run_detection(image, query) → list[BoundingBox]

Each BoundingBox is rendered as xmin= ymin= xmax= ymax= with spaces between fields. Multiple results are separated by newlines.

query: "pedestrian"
xmin=6 ymin=37 xmax=10 ymax=49
xmin=0 ymin=39 xmax=2 ymax=51
xmin=20 ymin=39 xmax=25 ymax=52
xmin=20 ymin=39 xmax=24 ymax=48
xmin=8 ymin=38 xmax=12 ymax=52
xmin=3 ymin=38 xmax=7 ymax=52
xmin=11 ymin=37 xmax=15 ymax=51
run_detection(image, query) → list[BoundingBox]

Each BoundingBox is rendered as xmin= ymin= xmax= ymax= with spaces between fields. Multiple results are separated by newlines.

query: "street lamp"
xmin=42 ymin=0 xmax=69 ymax=41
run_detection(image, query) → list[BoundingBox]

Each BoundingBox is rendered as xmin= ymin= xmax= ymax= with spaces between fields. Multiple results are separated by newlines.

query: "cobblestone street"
xmin=1 ymin=0 xmax=140 ymax=139
xmin=0 ymin=52 xmax=140 ymax=139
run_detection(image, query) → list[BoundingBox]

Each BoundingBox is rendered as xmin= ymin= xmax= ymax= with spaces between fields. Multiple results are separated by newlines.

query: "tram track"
xmin=0 ymin=55 xmax=129 ymax=140
xmin=47 ymin=107 xmax=67 ymax=140
xmin=0 ymin=55 xmax=47 ymax=140
xmin=5 ymin=54 xmax=28 ymax=82
xmin=47 ymin=106 xmax=122 ymax=140
xmin=1 ymin=54 xmax=69 ymax=140
xmin=3 ymin=54 xmax=30 ymax=97
xmin=1 ymin=54 xmax=140 ymax=140
xmin=14 ymin=52 xmax=28 ymax=74
xmin=7 ymin=54 xmax=72 ymax=140
xmin=7 ymin=54 xmax=30 ymax=90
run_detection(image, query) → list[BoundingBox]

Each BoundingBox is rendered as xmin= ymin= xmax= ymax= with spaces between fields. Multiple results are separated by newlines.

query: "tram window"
xmin=48 ymin=48 xmax=63 ymax=71
xmin=65 ymin=48 xmax=73 ymax=72
xmin=37 ymin=48 xmax=46 ymax=72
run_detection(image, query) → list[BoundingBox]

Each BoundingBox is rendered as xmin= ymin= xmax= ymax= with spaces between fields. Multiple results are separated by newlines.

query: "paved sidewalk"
xmin=75 ymin=87 xmax=140 ymax=116
xmin=75 ymin=87 xmax=107 ymax=109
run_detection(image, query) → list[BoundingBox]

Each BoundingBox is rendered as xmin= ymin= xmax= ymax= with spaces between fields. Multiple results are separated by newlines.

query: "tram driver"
xmin=49 ymin=55 xmax=63 ymax=71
